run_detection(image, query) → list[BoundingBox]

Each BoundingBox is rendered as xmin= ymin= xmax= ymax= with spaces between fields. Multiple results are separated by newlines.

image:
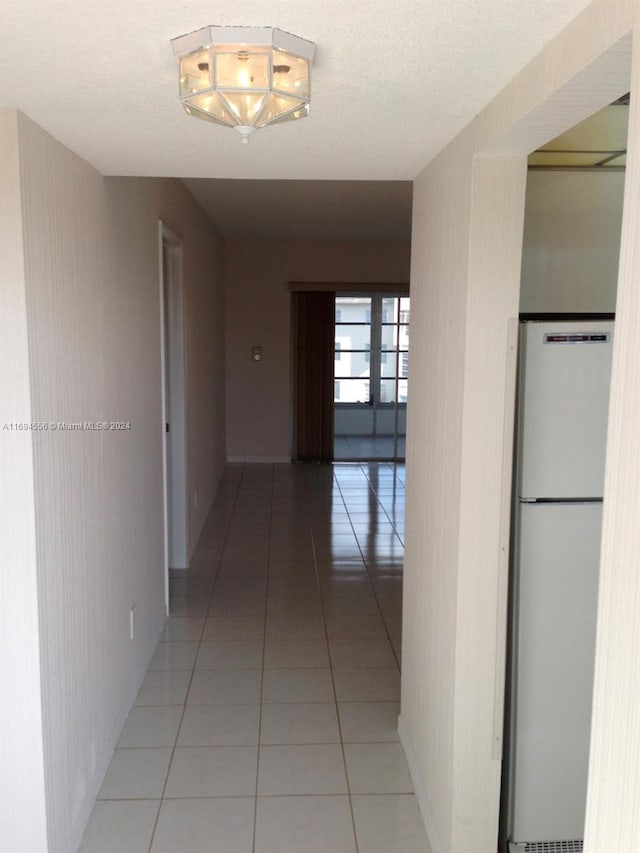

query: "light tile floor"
xmin=80 ymin=462 xmax=431 ymax=853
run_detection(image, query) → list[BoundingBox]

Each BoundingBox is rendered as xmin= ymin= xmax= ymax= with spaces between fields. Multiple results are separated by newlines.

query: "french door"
xmin=333 ymin=294 xmax=409 ymax=460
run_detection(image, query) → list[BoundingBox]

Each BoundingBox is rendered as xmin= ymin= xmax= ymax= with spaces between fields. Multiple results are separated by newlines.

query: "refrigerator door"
xmin=517 ymin=321 xmax=613 ymax=499
xmin=509 ymin=501 xmax=601 ymax=844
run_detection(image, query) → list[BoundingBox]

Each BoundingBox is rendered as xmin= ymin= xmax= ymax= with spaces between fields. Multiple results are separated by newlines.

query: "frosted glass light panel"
xmin=215 ymin=50 xmax=270 ymax=89
xmin=179 ymin=48 xmax=213 ymax=97
xmin=184 ymin=91 xmax=237 ymax=126
xmin=172 ymin=26 xmax=315 ymax=136
xmin=272 ymin=50 xmax=310 ymax=98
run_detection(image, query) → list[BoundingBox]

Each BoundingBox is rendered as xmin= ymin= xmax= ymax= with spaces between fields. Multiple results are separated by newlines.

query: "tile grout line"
xmin=82 ymin=463 xmax=417 ymax=852
xmin=309 ymin=466 xmax=361 ymax=853
xmin=251 ymin=462 xmax=275 ymax=853
xmin=145 ymin=467 xmax=244 ymax=853
xmin=334 ymin=467 xmax=402 ymax=672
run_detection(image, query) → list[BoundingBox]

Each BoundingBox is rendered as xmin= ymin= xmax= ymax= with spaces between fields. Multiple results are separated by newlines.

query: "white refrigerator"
xmin=502 ymin=319 xmax=614 ymax=852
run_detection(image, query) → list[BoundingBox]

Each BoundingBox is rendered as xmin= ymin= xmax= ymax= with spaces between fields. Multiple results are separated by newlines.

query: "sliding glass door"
xmin=334 ymin=294 xmax=409 ymax=460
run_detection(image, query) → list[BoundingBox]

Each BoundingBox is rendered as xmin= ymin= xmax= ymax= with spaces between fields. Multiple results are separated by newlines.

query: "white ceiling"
xmin=183 ymin=179 xmax=413 ymax=240
xmin=0 ymin=0 xmax=594 ymax=238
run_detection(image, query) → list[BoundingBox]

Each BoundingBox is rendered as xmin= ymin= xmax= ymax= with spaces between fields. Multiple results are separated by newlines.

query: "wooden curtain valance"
xmin=288 ymin=281 xmax=409 ymax=294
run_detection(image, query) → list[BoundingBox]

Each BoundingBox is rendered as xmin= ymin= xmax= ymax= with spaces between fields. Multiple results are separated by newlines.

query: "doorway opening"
xmin=159 ymin=222 xmax=189 ymax=609
xmin=499 ymin=95 xmax=628 ymax=852
xmin=334 ymin=293 xmax=410 ymax=461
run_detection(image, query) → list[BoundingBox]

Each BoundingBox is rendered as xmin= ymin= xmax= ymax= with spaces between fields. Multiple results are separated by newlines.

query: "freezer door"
xmin=509 ymin=501 xmax=601 ymax=844
xmin=518 ymin=321 xmax=613 ymax=499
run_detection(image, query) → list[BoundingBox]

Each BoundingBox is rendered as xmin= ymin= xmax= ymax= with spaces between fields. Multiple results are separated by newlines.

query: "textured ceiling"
xmin=0 ymin=0 xmax=593 ymax=182
xmin=183 ymin=179 xmax=413 ymax=240
xmin=0 ymin=0 xmax=597 ymax=240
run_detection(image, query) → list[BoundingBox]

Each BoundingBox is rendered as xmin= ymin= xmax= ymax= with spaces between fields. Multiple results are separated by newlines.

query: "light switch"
xmin=252 ymin=345 xmax=263 ymax=362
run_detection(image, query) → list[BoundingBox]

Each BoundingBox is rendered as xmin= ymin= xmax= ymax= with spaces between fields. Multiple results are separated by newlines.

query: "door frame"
xmin=159 ymin=221 xmax=188 ymax=610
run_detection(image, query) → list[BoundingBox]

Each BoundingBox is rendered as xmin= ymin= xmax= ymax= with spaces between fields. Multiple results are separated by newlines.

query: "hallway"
xmin=79 ymin=463 xmax=431 ymax=853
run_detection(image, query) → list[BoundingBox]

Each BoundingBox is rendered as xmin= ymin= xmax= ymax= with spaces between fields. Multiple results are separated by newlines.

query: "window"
xmin=334 ymin=381 xmax=341 ymax=400
xmin=334 ymin=295 xmax=410 ymax=405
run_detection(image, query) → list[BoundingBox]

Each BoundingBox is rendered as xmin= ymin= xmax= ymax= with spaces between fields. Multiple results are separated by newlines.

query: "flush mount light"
xmin=170 ymin=26 xmax=316 ymax=143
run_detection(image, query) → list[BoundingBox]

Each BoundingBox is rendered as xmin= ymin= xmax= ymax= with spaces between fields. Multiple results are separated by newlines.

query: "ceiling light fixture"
xmin=171 ymin=26 xmax=316 ymax=144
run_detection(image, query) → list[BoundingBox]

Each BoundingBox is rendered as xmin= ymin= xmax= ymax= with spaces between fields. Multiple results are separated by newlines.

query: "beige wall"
xmin=521 ymin=169 xmax=624 ymax=313
xmin=2 ymin=112 xmax=226 ymax=853
xmin=584 ymin=22 xmax=640 ymax=850
xmin=224 ymin=238 xmax=411 ymax=460
xmin=106 ymin=178 xmax=227 ymax=554
xmin=0 ymin=109 xmax=49 ymax=853
xmin=401 ymin=2 xmax=635 ymax=852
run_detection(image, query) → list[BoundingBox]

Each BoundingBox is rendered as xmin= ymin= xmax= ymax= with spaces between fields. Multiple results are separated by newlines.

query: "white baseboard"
xmin=398 ymin=713 xmax=445 ymax=853
xmin=226 ymin=455 xmax=291 ymax=464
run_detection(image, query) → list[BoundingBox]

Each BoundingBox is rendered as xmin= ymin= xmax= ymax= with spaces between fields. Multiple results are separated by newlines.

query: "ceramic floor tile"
xmin=218 ymin=560 xmax=269 ymax=578
xmin=267 ymin=561 xmax=318 ymax=578
xmin=98 ymin=748 xmax=172 ymax=800
xmin=168 ymin=575 xmax=215 ymax=597
xmin=213 ymin=577 xmax=268 ymax=597
xmin=262 ymin=668 xmax=334 ymax=703
xmin=168 ymin=597 xmax=210 ymax=617
xmin=148 ymin=641 xmax=199 ymax=671
xmin=164 ymin=746 xmax=258 ymax=797
xmin=187 ymin=669 xmax=262 ymax=705
xmin=320 ymin=579 xmax=372 ymax=596
xmin=150 ymin=797 xmax=255 ymax=853
xmin=385 ymin=615 xmax=403 ymax=639
xmin=257 ymin=744 xmax=347 ymax=795
xmin=329 ymin=638 xmax=398 ymax=669
xmin=134 ymin=670 xmax=192 ymax=706
xmin=265 ymin=614 xmax=326 ymax=641
xmin=323 ymin=597 xmax=381 ymax=618
xmin=78 ymin=800 xmax=160 ymax=853
xmin=321 ymin=586 xmax=379 ymax=608
xmin=263 ymin=639 xmax=330 ymax=669
xmin=325 ymin=611 xmax=388 ymax=639
xmin=117 ymin=706 xmax=183 ymax=748
xmin=338 ymin=702 xmax=401 ymax=742
xmin=195 ymin=639 xmax=264 ymax=670
xmin=254 ymin=795 xmax=356 ymax=853
xmin=267 ymin=575 xmax=321 ymax=597
xmin=260 ymin=702 xmax=340 ymax=744
xmin=266 ymin=594 xmax=322 ymax=617
xmin=83 ymin=463 xmax=408 ymax=850
xmin=203 ymin=615 xmax=265 ymax=641
xmin=222 ymin=543 xmax=269 ymax=556
xmin=269 ymin=540 xmax=315 ymax=557
xmin=344 ymin=743 xmax=413 ymax=794
xmin=160 ymin=617 xmax=205 ymax=642
xmin=177 ymin=704 xmax=260 ymax=746
xmin=351 ymin=794 xmax=432 ymax=853
xmin=333 ymin=668 xmax=401 ymax=702
xmin=209 ymin=595 xmax=267 ymax=617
